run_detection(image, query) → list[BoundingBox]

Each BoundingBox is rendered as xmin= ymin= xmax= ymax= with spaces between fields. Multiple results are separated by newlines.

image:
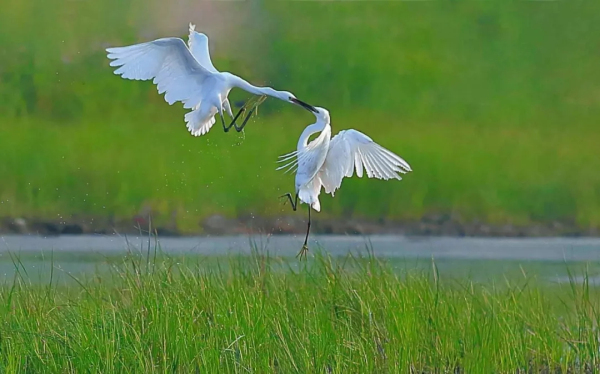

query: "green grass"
xmin=1 ymin=1 xmax=600 ymax=231
xmin=0 ymin=250 xmax=599 ymax=372
xmin=2 ymin=110 xmax=597 ymax=233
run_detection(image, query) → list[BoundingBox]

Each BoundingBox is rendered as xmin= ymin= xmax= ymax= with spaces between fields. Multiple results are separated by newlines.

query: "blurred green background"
xmin=1 ymin=0 xmax=599 ymax=233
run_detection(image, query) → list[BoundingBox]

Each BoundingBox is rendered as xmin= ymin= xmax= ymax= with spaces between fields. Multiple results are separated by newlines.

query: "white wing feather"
xmin=319 ymin=130 xmax=412 ymax=196
xmin=295 ymin=139 xmax=329 ymax=185
xmin=293 ymin=140 xmax=329 ymax=210
xmin=276 ymin=126 xmax=331 ymax=177
xmin=188 ymin=23 xmax=219 ymax=73
xmin=106 ymin=37 xmax=214 ymax=110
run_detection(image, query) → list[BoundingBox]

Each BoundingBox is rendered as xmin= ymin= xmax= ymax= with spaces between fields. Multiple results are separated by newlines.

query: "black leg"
xmin=304 ymin=206 xmax=311 ymax=247
xmin=224 ymin=95 xmax=267 ymax=133
xmin=234 ymin=107 xmax=256 ymax=132
xmin=297 ymin=205 xmax=311 ymax=260
xmin=279 ymin=193 xmax=298 ymax=211
xmin=223 ymin=106 xmax=246 ymax=133
xmin=219 ymin=112 xmax=227 ymax=131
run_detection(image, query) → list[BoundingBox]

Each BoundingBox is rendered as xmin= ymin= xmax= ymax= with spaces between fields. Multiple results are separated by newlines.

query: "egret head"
xmin=312 ymin=107 xmax=330 ymax=122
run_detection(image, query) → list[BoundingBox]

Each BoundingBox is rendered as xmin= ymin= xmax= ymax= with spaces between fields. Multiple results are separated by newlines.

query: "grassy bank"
xmin=1 ymin=1 xmax=600 ymax=231
xmin=0 ymin=252 xmax=599 ymax=372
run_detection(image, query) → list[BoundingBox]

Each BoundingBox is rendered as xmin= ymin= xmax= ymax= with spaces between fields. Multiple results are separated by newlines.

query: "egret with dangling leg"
xmin=106 ymin=23 xmax=316 ymax=137
xmin=278 ymin=107 xmax=412 ymax=259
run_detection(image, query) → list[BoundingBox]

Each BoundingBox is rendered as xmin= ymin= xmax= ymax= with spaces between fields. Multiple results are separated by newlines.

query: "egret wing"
xmin=319 ymin=130 xmax=412 ymax=196
xmin=277 ymin=138 xmax=329 ymax=210
xmin=106 ymin=37 xmax=213 ymax=109
xmin=188 ymin=23 xmax=219 ymax=73
xmin=276 ymin=150 xmax=300 ymax=174
xmin=277 ymin=139 xmax=328 ymax=180
xmin=296 ymin=139 xmax=329 ymax=186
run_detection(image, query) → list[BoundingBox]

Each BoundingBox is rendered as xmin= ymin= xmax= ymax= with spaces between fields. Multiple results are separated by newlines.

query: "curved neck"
xmin=227 ymin=74 xmax=278 ymax=97
xmin=297 ymin=119 xmax=329 ymax=151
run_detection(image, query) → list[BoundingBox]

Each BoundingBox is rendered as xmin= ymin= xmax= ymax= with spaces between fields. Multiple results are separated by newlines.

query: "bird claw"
xmin=249 ymin=95 xmax=267 ymax=117
xmin=296 ymin=245 xmax=309 ymax=261
xmin=241 ymin=95 xmax=267 ymax=114
xmin=239 ymin=98 xmax=253 ymax=111
xmin=279 ymin=194 xmax=289 ymax=205
xmin=255 ymin=95 xmax=267 ymax=111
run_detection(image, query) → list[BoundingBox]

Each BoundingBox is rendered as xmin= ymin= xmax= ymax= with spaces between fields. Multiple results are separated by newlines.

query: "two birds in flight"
xmin=106 ymin=23 xmax=412 ymax=258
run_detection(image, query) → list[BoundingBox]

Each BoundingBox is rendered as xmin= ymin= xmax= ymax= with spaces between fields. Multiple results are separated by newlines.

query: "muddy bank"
xmin=1 ymin=214 xmax=597 ymax=237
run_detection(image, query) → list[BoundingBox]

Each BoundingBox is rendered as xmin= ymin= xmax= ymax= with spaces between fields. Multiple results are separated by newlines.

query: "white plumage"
xmin=187 ymin=24 xmax=218 ymax=74
xmin=106 ymin=23 xmax=316 ymax=137
xmin=278 ymin=107 xmax=412 ymax=212
xmin=278 ymin=106 xmax=412 ymax=259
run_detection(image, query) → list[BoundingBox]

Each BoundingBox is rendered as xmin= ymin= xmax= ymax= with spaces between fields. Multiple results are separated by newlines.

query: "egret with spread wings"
xmin=278 ymin=107 xmax=412 ymax=259
xmin=106 ymin=23 xmax=316 ymax=137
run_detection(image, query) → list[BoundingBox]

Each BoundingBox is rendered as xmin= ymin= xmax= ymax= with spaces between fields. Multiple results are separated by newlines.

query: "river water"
xmin=1 ymin=234 xmax=599 ymax=283
xmin=1 ymin=234 xmax=599 ymax=260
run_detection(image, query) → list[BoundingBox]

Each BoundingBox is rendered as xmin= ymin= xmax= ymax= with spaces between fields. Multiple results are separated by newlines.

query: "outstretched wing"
xmin=319 ymin=130 xmax=412 ymax=196
xmin=106 ymin=37 xmax=214 ymax=110
xmin=188 ymin=23 xmax=219 ymax=73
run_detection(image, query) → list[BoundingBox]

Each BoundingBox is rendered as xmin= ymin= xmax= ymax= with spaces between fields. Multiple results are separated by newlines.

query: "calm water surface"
xmin=1 ymin=234 xmax=599 ymax=283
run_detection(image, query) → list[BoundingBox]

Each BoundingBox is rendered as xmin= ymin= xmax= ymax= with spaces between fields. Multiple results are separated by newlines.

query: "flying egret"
xmin=106 ymin=23 xmax=316 ymax=137
xmin=277 ymin=107 xmax=412 ymax=259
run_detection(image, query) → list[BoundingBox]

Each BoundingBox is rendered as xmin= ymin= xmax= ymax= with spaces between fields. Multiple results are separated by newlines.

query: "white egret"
xmin=106 ymin=23 xmax=316 ymax=136
xmin=277 ymin=107 xmax=412 ymax=259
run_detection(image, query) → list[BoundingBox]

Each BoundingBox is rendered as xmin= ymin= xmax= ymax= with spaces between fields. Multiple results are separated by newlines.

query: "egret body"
xmin=106 ymin=23 xmax=316 ymax=137
xmin=278 ymin=107 xmax=412 ymax=258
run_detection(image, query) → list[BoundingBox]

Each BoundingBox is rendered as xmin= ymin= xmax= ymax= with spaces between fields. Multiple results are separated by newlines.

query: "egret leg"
xmin=279 ymin=193 xmax=298 ymax=211
xmin=226 ymin=95 xmax=267 ymax=133
xmin=296 ymin=206 xmax=311 ymax=260
xmin=223 ymin=106 xmax=247 ymax=133
xmin=219 ymin=112 xmax=226 ymax=130
xmin=235 ymin=107 xmax=257 ymax=132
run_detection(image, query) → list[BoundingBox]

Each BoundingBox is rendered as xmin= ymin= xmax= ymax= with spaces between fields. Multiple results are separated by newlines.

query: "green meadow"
xmin=0 ymin=251 xmax=599 ymax=372
xmin=1 ymin=1 xmax=600 ymax=232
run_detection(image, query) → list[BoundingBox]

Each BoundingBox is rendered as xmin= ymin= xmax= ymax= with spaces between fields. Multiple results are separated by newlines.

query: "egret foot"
xmin=296 ymin=244 xmax=309 ymax=261
xmin=279 ymin=193 xmax=298 ymax=211
xmin=225 ymin=95 xmax=268 ymax=133
xmin=251 ymin=95 xmax=267 ymax=113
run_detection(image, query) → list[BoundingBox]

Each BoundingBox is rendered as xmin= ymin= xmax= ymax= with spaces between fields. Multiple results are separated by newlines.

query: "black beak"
xmin=290 ymin=98 xmax=318 ymax=113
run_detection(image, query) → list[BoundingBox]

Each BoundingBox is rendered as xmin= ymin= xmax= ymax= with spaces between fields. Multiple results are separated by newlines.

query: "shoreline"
xmin=2 ymin=214 xmax=597 ymax=238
